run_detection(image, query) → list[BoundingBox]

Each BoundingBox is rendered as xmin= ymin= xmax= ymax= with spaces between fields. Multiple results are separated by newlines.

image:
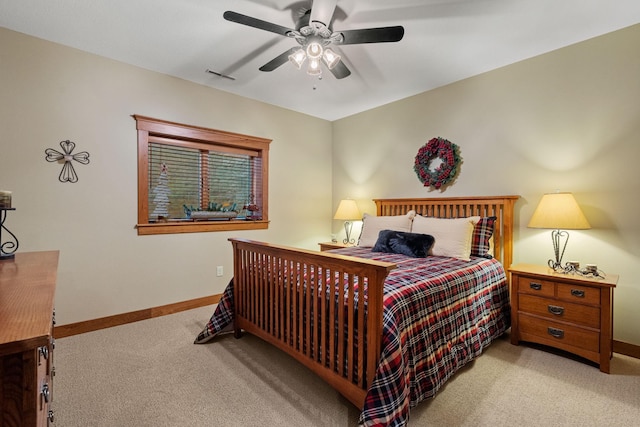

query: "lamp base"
xmin=547 ymin=229 xmax=569 ymax=272
xmin=342 ymin=220 xmax=355 ymax=245
xmin=548 ymin=259 xmax=570 ymax=273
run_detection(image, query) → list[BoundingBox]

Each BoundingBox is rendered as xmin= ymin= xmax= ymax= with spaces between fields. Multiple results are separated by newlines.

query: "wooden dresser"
xmin=0 ymin=251 xmax=59 ymax=426
xmin=509 ymin=263 xmax=617 ymax=373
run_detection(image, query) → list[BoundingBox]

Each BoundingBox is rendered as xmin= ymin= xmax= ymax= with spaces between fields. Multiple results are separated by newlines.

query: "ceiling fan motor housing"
xmin=296 ymin=9 xmax=332 ymax=39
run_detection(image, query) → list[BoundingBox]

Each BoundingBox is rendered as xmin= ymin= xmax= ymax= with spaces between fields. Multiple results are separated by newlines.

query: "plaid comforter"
xmin=195 ymin=247 xmax=510 ymax=426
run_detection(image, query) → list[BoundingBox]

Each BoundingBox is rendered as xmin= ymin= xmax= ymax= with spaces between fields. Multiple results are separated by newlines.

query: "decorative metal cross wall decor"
xmin=45 ymin=140 xmax=90 ymax=183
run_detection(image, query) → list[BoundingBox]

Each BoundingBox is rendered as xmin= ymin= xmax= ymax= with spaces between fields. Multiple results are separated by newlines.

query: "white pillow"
xmin=358 ymin=211 xmax=416 ymax=247
xmin=411 ymin=216 xmax=479 ymax=261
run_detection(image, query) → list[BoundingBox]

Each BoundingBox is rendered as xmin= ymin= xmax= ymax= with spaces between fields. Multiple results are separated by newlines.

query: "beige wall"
xmin=2 ymin=23 xmax=639 ymax=347
xmin=333 ymin=24 xmax=640 ymax=345
xmin=0 ymin=27 xmax=333 ymax=326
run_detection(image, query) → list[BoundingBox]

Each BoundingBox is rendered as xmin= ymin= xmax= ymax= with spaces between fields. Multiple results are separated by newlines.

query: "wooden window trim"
xmin=134 ymin=115 xmax=271 ymax=235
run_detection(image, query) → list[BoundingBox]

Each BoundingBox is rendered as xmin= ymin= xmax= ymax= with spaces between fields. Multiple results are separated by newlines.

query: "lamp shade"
xmin=288 ymin=48 xmax=306 ymax=69
xmin=322 ymin=48 xmax=341 ymax=69
xmin=333 ymin=199 xmax=361 ymax=220
xmin=528 ymin=192 xmax=591 ymax=230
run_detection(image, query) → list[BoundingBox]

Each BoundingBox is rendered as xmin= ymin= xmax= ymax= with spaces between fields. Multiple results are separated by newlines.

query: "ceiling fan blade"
xmin=259 ymin=48 xmax=298 ymax=72
xmin=329 ymin=60 xmax=351 ymax=79
xmin=337 ymin=26 xmax=405 ymax=45
xmin=309 ymin=0 xmax=337 ymax=27
xmin=223 ymin=11 xmax=294 ymax=37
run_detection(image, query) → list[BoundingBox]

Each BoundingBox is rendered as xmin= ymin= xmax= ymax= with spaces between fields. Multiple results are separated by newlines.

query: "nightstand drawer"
xmin=515 ymin=276 xmax=555 ymax=297
xmin=519 ymin=314 xmax=599 ymax=353
xmin=556 ymin=282 xmax=600 ymax=305
xmin=518 ymin=294 xmax=600 ymax=329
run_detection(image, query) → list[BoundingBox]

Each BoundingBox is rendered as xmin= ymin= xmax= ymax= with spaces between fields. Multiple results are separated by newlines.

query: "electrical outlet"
xmin=216 ymin=266 xmax=223 ymax=277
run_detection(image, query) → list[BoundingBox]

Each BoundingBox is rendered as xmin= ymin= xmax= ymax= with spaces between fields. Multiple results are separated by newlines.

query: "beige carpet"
xmin=53 ymin=305 xmax=640 ymax=426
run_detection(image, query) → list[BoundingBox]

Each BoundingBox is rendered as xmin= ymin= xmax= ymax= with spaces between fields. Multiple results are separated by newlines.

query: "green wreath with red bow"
xmin=414 ymin=137 xmax=461 ymax=189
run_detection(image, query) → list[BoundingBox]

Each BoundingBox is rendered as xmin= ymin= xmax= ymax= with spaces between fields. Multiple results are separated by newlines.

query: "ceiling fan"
xmin=223 ymin=0 xmax=404 ymax=79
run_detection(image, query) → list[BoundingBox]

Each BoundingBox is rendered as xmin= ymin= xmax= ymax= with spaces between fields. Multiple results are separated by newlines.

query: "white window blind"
xmin=148 ymin=141 xmax=263 ymax=221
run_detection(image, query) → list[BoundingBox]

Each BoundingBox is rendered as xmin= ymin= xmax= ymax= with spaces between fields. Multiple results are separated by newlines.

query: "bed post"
xmin=501 ymin=196 xmax=518 ymax=271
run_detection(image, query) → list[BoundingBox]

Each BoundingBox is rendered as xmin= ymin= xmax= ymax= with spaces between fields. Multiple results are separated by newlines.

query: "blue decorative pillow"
xmin=372 ymin=229 xmax=435 ymax=258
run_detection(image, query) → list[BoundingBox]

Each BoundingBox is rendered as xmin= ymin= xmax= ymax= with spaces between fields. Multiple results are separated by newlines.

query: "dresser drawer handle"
xmin=571 ymin=289 xmax=585 ymax=298
xmin=48 ymin=409 xmax=55 ymax=425
xmin=548 ymin=305 xmax=565 ymax=316
xmin=529 ymin=282 xmax=542 ymax=291
xmin=547 ymin=327 xmax=564 ymax=339
xmin=38 ymin=346 xmax=49 ymax=365
xmin=41 ymin=383 xmax=50 ymax=403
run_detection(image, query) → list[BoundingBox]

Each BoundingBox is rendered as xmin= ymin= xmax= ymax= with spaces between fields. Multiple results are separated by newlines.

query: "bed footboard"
xmin=229 ymin=238 xmax=396 ymax=408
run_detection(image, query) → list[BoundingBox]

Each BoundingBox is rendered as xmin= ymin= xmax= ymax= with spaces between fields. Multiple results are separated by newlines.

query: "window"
xmin=134 ymin=115 xmax=270 ymax=235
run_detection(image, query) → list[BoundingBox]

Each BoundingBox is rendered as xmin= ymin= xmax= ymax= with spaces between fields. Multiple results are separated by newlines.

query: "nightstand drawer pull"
xmin=529 ymin=282 xmax=542 ymax=291
xmin=548 ymin=305 xmax=565 ymax=316
xmin=547 ymin=327 xmax=564 ymax=339
xmin=571 ymin=289 xmax=585 ymax=298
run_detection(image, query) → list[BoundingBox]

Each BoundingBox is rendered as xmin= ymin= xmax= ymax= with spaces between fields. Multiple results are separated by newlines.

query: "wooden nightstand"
xmin=318 ymin=242 xmax=350 ymax=251
xmin=509 ymin=263 xmax=618 ymax=373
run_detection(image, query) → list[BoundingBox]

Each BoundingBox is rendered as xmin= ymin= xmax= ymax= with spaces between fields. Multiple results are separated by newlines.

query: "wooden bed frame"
xmin=229 ymin=196 xmax=518 ymax=409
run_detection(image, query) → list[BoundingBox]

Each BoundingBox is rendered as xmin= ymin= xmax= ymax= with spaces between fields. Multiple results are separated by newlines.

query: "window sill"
xmin=136 ymin=220 xmax=269 ymax=235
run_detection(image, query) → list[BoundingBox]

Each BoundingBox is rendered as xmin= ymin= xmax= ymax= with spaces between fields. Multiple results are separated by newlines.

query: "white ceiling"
xmin=1 ymin=0 xmax=639 ymax=121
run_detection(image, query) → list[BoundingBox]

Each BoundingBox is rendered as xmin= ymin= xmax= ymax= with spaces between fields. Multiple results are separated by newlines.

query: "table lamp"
xmin=528 ymin=192 xmax=590 ymax=272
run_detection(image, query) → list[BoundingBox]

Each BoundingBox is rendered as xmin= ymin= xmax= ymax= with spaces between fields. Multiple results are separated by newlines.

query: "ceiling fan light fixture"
xmin=322 ymin=48 xmax=341 ymax=70
xmin=306 ymin=40 xmax=323 ymax=60
xmin=307 ymin=58 xmax=322 ymax=76
xmin=288 ymin=48 xmax=306 ymax=69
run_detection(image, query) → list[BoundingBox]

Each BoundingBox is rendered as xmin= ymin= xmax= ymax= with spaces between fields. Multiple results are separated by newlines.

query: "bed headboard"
xmin=374 ymin=196 xmax=519 ymax=269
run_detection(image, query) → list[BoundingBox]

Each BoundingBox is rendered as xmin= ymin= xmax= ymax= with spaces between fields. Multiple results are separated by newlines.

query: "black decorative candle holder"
xmin=0 ymin=208 xmax=19 ymax=259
